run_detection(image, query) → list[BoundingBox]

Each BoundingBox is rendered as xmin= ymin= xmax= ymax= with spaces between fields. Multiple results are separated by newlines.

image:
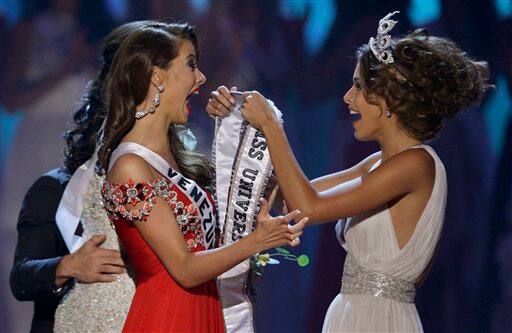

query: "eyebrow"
xmin=353 ymin=77 xmax=360 ymax=84
xmin=186 ymin=53 xmax=196 ymax=60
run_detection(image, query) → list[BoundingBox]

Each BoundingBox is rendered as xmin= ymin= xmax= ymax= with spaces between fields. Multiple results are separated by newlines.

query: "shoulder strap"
xmin=108 ymin=142 xmax=217 ymax=249
xmin=108 ymin=142 xmax=170 ymax=176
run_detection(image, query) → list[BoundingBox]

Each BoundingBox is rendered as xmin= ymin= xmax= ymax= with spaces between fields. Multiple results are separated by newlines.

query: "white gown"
xmin=322 ymin=145 xmax=447 ymax=332
xmin=54 ymin=173 xmax=136 ymax=332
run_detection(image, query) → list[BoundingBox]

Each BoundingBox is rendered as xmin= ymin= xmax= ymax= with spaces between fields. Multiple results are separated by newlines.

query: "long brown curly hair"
xmin=356 ymin=29 xmax=493 ymax=141
xmin=97 ymin=22 xmax=213 ymax=188
xmin=62 ymin=21 xmax=159 ymax=174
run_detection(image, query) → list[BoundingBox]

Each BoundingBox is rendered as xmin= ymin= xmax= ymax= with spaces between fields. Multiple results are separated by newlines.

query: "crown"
xmin=368 ymin=11 xmax=400 ymax=65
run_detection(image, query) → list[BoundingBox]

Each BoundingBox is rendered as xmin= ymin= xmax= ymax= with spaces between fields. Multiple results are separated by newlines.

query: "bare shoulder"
xmin=107 ymin=153 xmax=156 ymax=184
xmin=387 ymin=148 xmax=435 ymax=184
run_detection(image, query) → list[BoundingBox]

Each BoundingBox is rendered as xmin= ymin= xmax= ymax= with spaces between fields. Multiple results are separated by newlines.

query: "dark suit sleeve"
xmin=10 ymin=173 xmax=72 ymax=301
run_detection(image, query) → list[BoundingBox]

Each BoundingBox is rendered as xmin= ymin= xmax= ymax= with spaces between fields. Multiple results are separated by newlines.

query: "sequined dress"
xmin=102 ymin=151 xmax=225 ymax=332
xmin=322 ymin=145 xmax=447 ymax=332
xmin=54 ymin=173 xmax=136 ymax=332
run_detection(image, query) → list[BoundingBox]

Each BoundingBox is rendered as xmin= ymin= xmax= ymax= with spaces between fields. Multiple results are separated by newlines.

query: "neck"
xmin=122 ymin=106 xmax=179 ymax=168
xmin=377 ymin=128 xmax=422 ymax=162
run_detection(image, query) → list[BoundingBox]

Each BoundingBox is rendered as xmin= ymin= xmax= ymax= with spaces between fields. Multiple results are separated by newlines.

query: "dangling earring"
xmin=386 ymin=109 xmax=392 ymax=118
xmin=135 ymin=84 xmax=165 ymax=119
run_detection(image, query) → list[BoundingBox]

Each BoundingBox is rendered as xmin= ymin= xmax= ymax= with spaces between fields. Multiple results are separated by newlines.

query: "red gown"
xmin=102 ymin=177 xmax=225 ymax=333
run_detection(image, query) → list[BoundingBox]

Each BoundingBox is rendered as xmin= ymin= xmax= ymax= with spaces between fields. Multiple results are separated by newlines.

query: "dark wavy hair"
xmin=62 ymin=20 xmax=159 ymax=174
xmin=356 ymin=29 xmax=493 ymax=141
xmin=97 ymin=23 xmax=213 ymax=188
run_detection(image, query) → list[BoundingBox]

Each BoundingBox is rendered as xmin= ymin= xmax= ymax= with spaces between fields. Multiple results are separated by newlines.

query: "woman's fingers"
xmin=205 ymin=85 xmax=239 ymax=118
xmin=209 ymin=98 xmax=230 ymax=115
xmin=212 ymin=90 xmax=233 ymax=110
xmin=289 ymin=237 xmax=301 ymax=247
xmin=213 ymin=99 xmax=231 ymax=116
xmin=257 ymin=198 xmax=270 ymax=220
xmin=282 ymin=209 xmax=301 ymax=224
xmin=218 ymin=85 xmax=235 ymax=104
xmin=206 ymin=103 xmax=227 ymax=118
xmin=284 ymin=230 xmax=303 ymax=241
xmin=289 ymin=217 xmax=309 ymax=233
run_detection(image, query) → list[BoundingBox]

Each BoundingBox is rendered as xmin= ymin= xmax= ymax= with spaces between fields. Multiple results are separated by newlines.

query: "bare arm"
xmin=205 ymin=87 xmax=380 ymax=201
xmin=241 ymin=91 xmax=433 ymax=224
xmin=310 ymin=152 xmax=381 ymax=192
xmin=108 ymin=155 xmax=307 ymax=289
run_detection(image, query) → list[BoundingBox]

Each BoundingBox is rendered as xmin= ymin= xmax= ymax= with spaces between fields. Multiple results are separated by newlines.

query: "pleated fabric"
xmin=323 ymin=145 xmax=447 ymax=332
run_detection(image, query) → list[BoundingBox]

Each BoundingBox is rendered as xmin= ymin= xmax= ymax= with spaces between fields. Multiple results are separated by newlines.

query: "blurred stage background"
xmin=1 ymin=1 xmax=511 ymax=332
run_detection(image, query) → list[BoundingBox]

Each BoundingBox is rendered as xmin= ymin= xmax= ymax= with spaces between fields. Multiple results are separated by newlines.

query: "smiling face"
xmin=343 ymin=62 xmax=389 ymax=141
xmin=154 ymin=40 xmax=206 ymax=124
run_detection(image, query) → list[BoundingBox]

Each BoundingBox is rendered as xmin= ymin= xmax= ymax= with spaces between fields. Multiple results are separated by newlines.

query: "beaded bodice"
xmin=102 ymin=177 xmax=210 ymax=253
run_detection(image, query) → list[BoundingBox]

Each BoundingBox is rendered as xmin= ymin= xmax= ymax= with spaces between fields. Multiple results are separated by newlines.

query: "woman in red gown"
xmin=97 ymin=22 xmax=307 ymax=332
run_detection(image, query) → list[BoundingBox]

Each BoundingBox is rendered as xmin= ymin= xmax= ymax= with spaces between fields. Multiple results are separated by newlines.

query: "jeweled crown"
xmin=369 ymin=11 xmax=400 ymax=65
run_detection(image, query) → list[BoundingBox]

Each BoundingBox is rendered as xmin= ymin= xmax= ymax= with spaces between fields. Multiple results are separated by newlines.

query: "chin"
xmin=353 ymin=130 xmax=372 ymax=142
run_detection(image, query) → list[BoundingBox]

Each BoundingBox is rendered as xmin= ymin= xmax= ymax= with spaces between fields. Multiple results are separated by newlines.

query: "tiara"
xmin=368 ymin=11 xmax=400 ymax=65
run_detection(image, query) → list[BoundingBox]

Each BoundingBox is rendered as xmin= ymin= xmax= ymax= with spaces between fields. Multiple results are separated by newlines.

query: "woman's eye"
xmin=188 ymin=61 xmax=197 ymax=70
xmin=354 ymin=83 xmax=362 ymax=91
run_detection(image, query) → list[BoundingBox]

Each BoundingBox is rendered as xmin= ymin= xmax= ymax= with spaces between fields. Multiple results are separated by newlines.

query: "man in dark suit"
xmin=10 ymin=167 xmax=125 ymax=332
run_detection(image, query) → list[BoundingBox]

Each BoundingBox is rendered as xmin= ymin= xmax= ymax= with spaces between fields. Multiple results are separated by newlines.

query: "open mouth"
xmin=186 ymin=87 xmax=200 ymax=114
xmin=349 ymin=107 xmax=361 ymax=126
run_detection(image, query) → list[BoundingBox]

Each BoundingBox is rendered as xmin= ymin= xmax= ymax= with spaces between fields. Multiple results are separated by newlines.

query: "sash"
xmin=213 ymin=93 xmax=282 ymax=332
xmin=55 ymin=156 xmax=97 ymax=253
xmin=108 ymin=142 xmax=217 ymax=250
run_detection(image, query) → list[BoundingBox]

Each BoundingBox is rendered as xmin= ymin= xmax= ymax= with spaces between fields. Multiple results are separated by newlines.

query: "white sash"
xmin=213 ymin=94 xmax=282 ymax=333
xmin=55 ymin=156 xmax=97 ymax=253
xmin=108 ymin=142 xmax=217 ymax=250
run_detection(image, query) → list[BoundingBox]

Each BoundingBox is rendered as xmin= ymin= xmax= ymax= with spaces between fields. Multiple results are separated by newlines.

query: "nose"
xmin=343 ymin=86 xmax=355 ymax=105
xmin=196 ymin=69 xmax=206 ymax=86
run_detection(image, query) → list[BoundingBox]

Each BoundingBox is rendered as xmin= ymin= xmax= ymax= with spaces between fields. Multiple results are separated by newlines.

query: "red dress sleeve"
xmin=102 ymin=178 xmax=204 ymax=251
xmin=102 ymin=178 xmax=178 ymax=222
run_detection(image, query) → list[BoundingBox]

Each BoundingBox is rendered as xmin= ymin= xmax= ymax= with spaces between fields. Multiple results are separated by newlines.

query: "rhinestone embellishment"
xmin=341 ymin=253 xmax=416 ymax=303
xmin=368 ymin=11 xmax=400 ymax=65
xmin=102 ymin=177 xmax=206 ymax=252
xmin=135 ymin=85 xmax=165 ymax=119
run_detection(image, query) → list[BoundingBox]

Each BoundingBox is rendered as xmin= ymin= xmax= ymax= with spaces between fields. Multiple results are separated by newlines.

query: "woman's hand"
xmin=241 ymin=91 xmax=280 ymax=131
xmin=206 ymin=85 xmax=238 ymax=118
xmin=252 ymin=198 xmax=308 ymax=252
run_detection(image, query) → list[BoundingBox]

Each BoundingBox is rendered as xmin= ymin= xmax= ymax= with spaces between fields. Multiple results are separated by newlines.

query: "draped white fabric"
xmin=55 ymin=155 xmax=97 ymax=253
xmin=213 ymin=95 xmax=283 ymax=333
xmin=323 ymin=145 xmax=447 ymax=332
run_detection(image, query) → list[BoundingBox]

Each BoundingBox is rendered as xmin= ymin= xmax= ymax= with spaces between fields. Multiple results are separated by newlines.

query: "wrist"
xmin=55 ymin=255 xmax=74 ymax=286
xmin=244 ymin=232 xmax=264 ymax=255
xmin=261 ymin=120 xmax=282 ymax=136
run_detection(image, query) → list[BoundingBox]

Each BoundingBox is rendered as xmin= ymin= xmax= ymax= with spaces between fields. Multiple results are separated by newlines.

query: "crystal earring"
xmin=386 ymin=109 xmax=392 ymax=118
xmin=135 ymin=84 xmax=165 ymax=119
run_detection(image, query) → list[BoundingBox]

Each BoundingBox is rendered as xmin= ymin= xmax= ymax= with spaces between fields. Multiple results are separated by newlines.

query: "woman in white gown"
xmin=208 ymin=11 xmax=491 ymax=332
